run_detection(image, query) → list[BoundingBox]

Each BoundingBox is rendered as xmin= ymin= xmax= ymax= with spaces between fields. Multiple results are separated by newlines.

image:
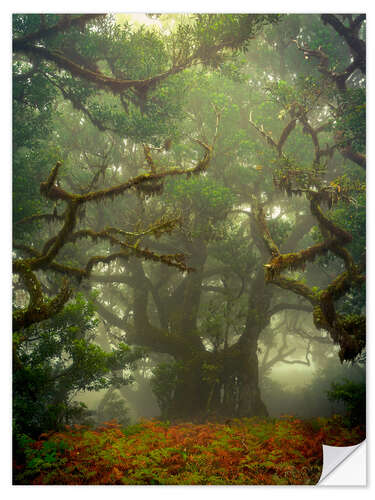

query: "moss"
xmin=265 ymin=242 xmax=330 ymax=279
xmin=336 ymin=314 xmax=366 ymax=362
xmin=19 ymin=145 xmax=212 ymax=293
xmin=13 ymin=277 xmax=71 ymax=332
xmin=253 ymin=204 xmax=280 ymax=258
xmin=312 ymin=299 xmax=365 ymax=363
xmin=86 ymin=252 xmax=129 ymax=273
xmin=13 ymin=260 xmax=43 ymax=309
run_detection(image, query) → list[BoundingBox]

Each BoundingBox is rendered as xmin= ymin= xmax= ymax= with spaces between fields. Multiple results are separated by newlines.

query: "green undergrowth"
xmin=14 ymin=415 xmax=364 ymax=485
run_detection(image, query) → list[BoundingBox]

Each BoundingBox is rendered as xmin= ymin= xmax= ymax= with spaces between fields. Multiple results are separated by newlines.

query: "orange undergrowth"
xmin=15 ymin=416 xmax=364 ymax=485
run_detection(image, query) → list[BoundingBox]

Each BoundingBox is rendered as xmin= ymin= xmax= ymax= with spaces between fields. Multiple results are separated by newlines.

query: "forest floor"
xmin=14 ymin=416 xmax=365 ymax=485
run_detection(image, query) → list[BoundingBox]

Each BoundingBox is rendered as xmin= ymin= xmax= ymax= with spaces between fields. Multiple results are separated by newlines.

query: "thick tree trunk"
xmin=235 ymin=264 xmax=272 ymax=418
xmin=126 ymin=236 xmax=271 ymax=420
xmin=165 ymin=239 xmax=211 ymax=418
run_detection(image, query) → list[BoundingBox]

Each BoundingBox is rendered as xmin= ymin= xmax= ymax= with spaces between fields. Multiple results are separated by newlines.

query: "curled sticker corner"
xmin=317 ymin=440 xmax=366 ymax=486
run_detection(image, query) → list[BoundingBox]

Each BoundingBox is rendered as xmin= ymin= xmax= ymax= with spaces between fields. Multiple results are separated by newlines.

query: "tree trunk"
xmin=237 ymin=348 xmax=268 ymax=417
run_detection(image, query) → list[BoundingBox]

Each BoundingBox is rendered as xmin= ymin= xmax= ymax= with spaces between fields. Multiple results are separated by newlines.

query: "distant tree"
xmin=95 ymin=389 xmax=131 ymax=427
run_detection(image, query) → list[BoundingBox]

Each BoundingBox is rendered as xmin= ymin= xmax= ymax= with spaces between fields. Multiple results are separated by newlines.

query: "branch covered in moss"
xmin=13 ymin=260 xmax=71 ymax=332
xmin=249 ymin=153 xmax=364 ymax=361
xmin=15 ymin=211 xmax=65 ymax=226
xmin=252 ymin=191 xmax=364 ymax=361
xmin=13 ymin=138 xmax=214 ymax=329
xmin=13 ymin=16 xmax=256 ymax=100
xmin=40 ymin=143 xmax=211 ymax=205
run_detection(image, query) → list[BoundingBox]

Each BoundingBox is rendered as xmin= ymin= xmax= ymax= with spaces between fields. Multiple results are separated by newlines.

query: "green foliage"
xmin=267 ymin=217 xmax=294 ymax=247
xmin=150 ymin=362 xmax=182 ymax=418
xmin=331 ymin=186 xmax=365 ymax=259
xmin=15 ymin=434 xmax=71 ymax=483
xmin=210 ymin=223 xmax=256 ymax=273
xmin=334 ymin=88 xmax=365 ymax=153
xmin=165 ymin=176 xmax=236 ymax=220
xmin=13 ymin=61 xmax=59 ymax=232
xmin=327 ymin=378 xmax=365 ymax=427
xmin=170 ymin=14 xmax=280 ymax=69
xmin=13 ymin=294 xmax=141 ymax=439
